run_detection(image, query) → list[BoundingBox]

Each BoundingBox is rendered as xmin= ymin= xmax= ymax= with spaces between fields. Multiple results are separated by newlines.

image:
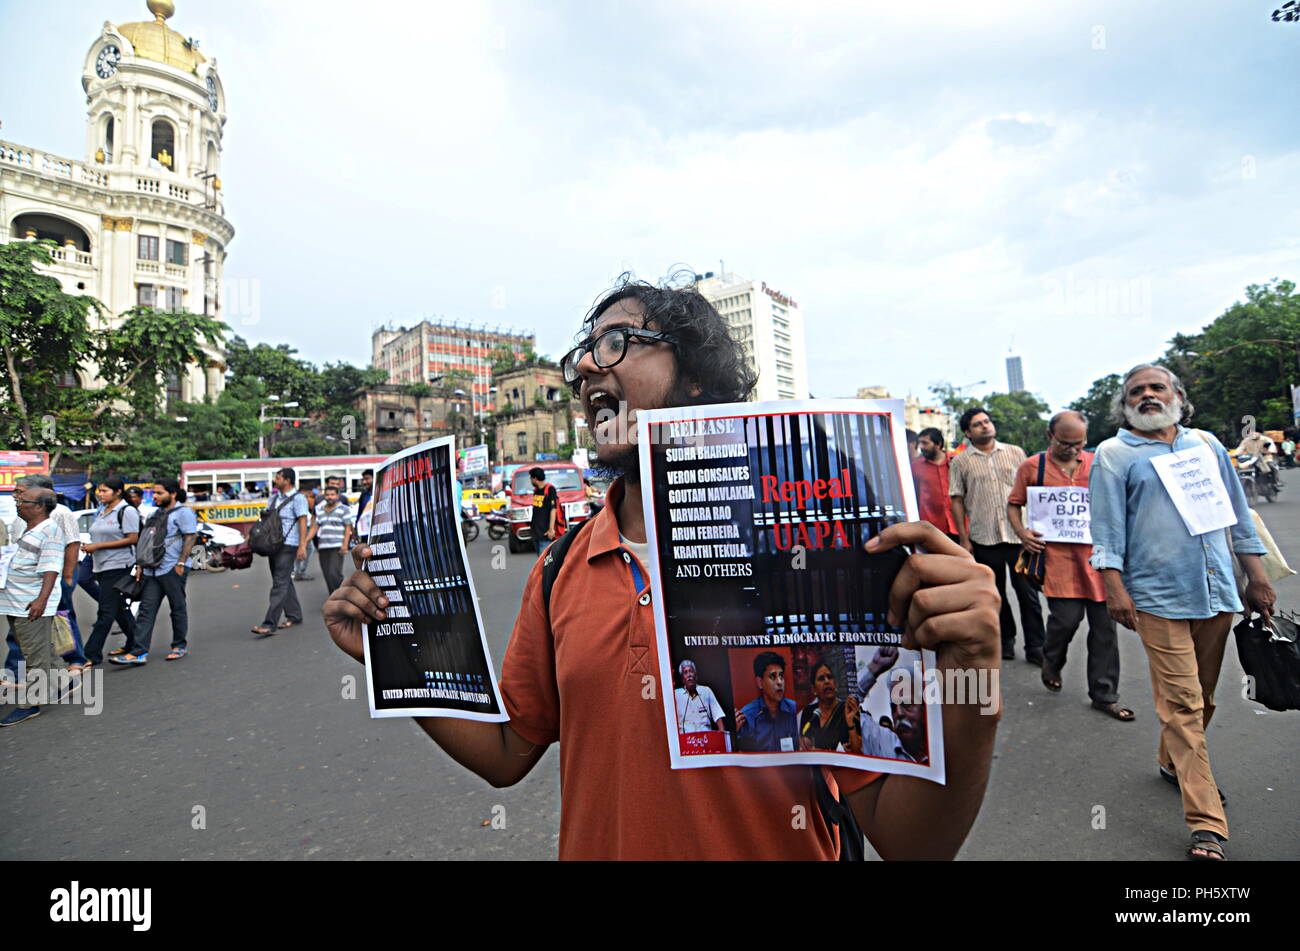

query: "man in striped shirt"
xmin=949 ymin=406 xmax=1046 ymax=664
xmin=1 ymin=488 xmax=67 ymax=726
xmin=306 ymin=485 xmax=354 ymax=595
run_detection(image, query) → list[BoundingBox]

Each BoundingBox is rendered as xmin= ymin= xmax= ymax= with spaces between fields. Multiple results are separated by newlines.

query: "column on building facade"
xmin=123 ymin=86 xmax=139 ymax=164
xmin=205 ymin=362 xmax=223 ymax=399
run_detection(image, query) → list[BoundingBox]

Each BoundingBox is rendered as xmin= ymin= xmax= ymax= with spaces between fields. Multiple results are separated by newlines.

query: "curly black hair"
xmin=959 ymin=406 xmax=991 ymax=434
xmin=576 ymin=269 xmax=757 ymax=404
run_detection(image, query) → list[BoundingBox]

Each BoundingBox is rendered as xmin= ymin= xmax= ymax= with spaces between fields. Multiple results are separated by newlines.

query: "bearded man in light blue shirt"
xmin=1089 ymin=364 xmax=1274 ymax=862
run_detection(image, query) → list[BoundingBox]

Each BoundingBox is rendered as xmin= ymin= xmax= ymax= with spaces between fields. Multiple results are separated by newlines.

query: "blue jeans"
xmin=534 ymin=534 xmax=551 ymax=556
xmin=5 ymin=578 xmax=86 ymax=672
xmin=132 ymin=567 xmax=189 ymax=654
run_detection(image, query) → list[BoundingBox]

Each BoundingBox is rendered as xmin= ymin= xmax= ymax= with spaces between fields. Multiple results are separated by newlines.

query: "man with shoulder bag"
xmin=1007 ymin=411 xmax=1132 ymax=721
xmin=250 ymin=468 xmax=309 ymax=635
xmin=114 ymin=478 xmax=198 ymax=665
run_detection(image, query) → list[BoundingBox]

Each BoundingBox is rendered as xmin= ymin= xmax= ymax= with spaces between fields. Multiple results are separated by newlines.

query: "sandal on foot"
xmin=1091 ymin=700 xmax=1135 ymax=721
xmin=1187 ymin=830 xmax=1225 ymax=861
xmin=1159 ymin=765 xmax=1226 ymax=804
xmin=107 ymin=647 xmax=128 ymax=657
xmin=1041 ymin=668 xmax=1062 ymax=692
xmin=251 ymin=625 xmax=274 ymax=636
xmin=277 ymin=620 xmax=301 ymax=629
xmin=165 ymin=648 xmax=187 ymax=661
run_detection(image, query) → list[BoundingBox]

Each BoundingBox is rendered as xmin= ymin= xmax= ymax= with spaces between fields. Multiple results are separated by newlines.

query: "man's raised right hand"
xmin=323 ymin=543 xmax=388 ymax=663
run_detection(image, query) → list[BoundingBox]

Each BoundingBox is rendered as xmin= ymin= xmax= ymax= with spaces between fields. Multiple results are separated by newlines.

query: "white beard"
xmin=1124 ymin=397 xmax=1182 ymax=431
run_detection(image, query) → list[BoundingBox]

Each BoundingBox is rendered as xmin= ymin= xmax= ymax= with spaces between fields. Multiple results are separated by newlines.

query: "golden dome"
xmin=115 ymin=1 xmax=205 ymax=72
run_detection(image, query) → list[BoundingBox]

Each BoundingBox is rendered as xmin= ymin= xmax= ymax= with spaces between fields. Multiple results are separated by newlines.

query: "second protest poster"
xmin=361 ymin=436 xmax=506 ymax=722
xmin=638 ymin=399 xmax=944 ymax=781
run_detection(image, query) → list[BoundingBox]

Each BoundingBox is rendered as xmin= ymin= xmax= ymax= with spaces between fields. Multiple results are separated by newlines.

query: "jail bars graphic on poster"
xmin=361 ymin=436 xmax=506 ymax=721
xmin=638 ymin=400 xmax=945 ymax=781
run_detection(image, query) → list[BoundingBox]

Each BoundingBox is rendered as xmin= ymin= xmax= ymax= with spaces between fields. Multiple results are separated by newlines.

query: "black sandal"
xmin=1159 ymin=765 xmax=1226 ymax=804
xmin=1041 ymin=667 xmax=1062 ymax=692
xmin=1091 ymin=700 xmax=1135 ymax=721
xmin=1187 ymin=830 xmax=1225 ymax=861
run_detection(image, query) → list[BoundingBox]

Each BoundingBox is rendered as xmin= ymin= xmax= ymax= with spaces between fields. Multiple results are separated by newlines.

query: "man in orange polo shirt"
xmin=325 ymin=277 xmax=1002 ymax=860
xmin=911 ymin=427 xmax=958 ymax=541
xmin=1007 ymin=411 xmax=1133 ymax=721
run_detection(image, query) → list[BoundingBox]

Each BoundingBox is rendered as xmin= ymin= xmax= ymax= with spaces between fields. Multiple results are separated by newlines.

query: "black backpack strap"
xmin=540 ymin=519 xmax=594 ymax=622
xmin=1036 ymin=451 xmax=1046 ymax=486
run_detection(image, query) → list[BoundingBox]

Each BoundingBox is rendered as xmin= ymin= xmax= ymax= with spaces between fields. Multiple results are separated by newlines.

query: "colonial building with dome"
xmin=0 ymin=0 xmax=233 ymax=403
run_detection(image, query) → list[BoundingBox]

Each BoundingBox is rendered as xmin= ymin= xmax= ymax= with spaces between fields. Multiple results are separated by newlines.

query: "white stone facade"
xmin=0 ymin=2 xmax=234 ymax=404
xmin=695 ymin=272 xmax=809 ymax=402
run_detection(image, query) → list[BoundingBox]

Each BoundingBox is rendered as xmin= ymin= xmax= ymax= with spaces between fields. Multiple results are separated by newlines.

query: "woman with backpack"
xmin=81 ymin=477 xmax=142 ymax=667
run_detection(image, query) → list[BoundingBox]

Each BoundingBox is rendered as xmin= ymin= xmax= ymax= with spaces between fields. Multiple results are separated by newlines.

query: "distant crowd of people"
xmin=900 ymin=363 xmax=1277 ymax=860
xmin=1 ymin=466 xmax=376 ymax=726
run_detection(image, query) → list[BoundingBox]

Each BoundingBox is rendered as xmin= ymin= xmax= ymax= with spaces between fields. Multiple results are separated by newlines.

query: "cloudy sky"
xmin=3 ymin=0 xmax=1298 ymax=412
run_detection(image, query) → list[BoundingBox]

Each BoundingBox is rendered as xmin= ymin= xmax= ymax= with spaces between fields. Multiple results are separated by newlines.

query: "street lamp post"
xmin=258 ymin=394 xmax=280 ymax=458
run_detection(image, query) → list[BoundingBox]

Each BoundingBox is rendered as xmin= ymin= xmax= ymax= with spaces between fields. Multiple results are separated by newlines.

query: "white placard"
xmin=1026 ymin=486 xmax=1092 ymax=544
xmin=1149 ymin=445 xmax=1238 ymax=536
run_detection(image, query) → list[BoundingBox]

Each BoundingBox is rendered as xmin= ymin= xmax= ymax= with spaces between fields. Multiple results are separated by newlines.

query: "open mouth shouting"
xmin=583 ymin=385 xmax=625 ymax=445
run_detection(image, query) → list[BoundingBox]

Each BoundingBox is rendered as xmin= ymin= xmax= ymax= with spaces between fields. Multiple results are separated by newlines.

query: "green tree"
xmin=1163 ymin=279 xmax=1300 ymax=438
xmin=980 ymin=390 xmax=1052 ymax=454
xmin=490 ymin=344 xmax=521 ymax=374
xmin=96 ymin=304 xmax=227 ymax=421
xmin=0 ymin=240 xmax=101 ymax=448
xmin=320 ymin=361 xmax=386 ymax=409
xmin=88 ymin=382 xmax=264 ymax=478
xmin=225 ymin=335 xmax=322 ymax=409
xmin=2 ymin=240 xmax=228 ymax=467
xmin=1068 ymin=373 xmax=1122 ymax=448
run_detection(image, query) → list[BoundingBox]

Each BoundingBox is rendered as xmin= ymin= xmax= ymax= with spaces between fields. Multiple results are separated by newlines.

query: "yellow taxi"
xmin=461 ymin=488 xmax=507 ymax=514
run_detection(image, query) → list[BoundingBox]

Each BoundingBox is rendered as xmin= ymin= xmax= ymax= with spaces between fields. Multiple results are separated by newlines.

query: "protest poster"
xmin=638 ymin=399 xmax=945 ymax=781
xmin=1149 ymin=445 xmax=1238 ymax=536
xmin=361 ymin=436 xmax=506 ymax=721
xmin=1026 ymin=485 xmax=1092 ymax=543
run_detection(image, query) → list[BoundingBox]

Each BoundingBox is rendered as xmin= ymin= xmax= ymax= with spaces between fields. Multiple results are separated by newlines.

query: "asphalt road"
xmin=2 ymin=478 xmax=1297 ymax=861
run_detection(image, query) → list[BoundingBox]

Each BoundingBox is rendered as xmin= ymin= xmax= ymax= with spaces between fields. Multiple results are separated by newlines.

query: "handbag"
xmin=1013 ymin=452 xmax=1047 ymax=589
xmin=1192 ymin=431 xmax=1295 ymax=590
xmin=113 ymin=571 xmax=146 ymax=601
xmin=1234 ymin=612 xmax=1300 ymax=712
xmin=51 ymin=613 xmax=75 ymax=656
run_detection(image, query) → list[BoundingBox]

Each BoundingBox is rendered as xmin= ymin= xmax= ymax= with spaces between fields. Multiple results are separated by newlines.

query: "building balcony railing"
xmin=48 ymin=245 xmax=94 ymax=269
xmin=0 ymin=139 xmax=225 ymax=217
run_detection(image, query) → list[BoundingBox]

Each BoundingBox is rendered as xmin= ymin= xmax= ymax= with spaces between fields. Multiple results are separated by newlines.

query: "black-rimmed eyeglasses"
xmin=560 ymin=327 xmax=678 ymax=389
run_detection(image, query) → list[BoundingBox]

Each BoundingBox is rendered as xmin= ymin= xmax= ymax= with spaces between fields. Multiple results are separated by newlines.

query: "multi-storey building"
xmin=0 ymin=0 xmax=234 ymax=403
xmin=492 ymin=362 xmax=584 ymax=463
xmin=353 ymin=384 xmax=473 ymax=457
xmin=371 ymin=319 xmax=533 ymax=414
xmin=1006 ymin=355 xmax=1025 ymax=393
xmin=694 ymin=271 xmax=809 ymax=402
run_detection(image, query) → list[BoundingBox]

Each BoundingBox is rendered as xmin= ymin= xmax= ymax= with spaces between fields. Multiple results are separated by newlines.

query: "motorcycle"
xmin=485 ymin=510 xmax=510 ymax=541
xmin=189 ymin=521 xmax=243 ymax=571
xmin=1236 ymin=452 xmax=1279 ymax=505
xmin=461 ymin=513 xmax=481 ymax=543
